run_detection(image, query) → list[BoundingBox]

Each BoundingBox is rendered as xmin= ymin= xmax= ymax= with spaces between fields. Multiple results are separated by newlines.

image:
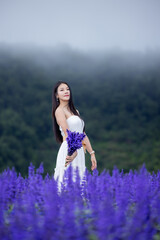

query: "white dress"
xmin=54 ymin=115 xmax=86 ymax=189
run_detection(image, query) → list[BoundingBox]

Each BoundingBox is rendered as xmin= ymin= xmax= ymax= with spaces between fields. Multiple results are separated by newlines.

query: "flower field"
xmin=0 ymin=163 xmax=160 ymax=240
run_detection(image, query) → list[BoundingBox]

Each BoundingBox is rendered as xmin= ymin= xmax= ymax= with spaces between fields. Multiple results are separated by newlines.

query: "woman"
xmin=52 ymin=81 xmax=97 ymax=187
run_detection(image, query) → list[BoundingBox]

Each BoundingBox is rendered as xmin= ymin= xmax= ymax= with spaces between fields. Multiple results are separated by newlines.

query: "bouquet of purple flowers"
xmin=65 ymin=129 xmax=86 ymax=167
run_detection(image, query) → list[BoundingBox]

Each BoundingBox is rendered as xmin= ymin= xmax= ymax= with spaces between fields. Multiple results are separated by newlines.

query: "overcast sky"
xmin=0 ymin=0 xmax=160 ymax=52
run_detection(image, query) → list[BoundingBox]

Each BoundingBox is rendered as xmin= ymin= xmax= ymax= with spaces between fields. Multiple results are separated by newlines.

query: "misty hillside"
xmin=1 ymin=43 xmax=160 ymax=76
xmin=0 ymin=44 xmax=160 ymax=176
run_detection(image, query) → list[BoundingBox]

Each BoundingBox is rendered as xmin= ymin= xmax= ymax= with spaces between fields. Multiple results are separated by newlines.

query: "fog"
xmin=0 ymin=0 xmax=160 ymax=52
xmin=1 ymin=43 xmax=160 ymax=80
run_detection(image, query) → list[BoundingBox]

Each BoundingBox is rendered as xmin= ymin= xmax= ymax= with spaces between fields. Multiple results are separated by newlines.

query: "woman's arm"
xmin=55 ymin=108 xmax=69 ymax=138
xmin=83 ymin=132 xmax=97 ymax=171
xmin=76 ymin=108 xmax=97 ymax=171
xmin=55 ymin=108 xmax=77 ymax=165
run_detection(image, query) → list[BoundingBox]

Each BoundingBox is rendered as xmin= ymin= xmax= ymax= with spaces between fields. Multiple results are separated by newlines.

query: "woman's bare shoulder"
xmin=55 ymin=107 xmax=68 ymax=129
xmin=55 ymin=107 xmax=66 ymax=118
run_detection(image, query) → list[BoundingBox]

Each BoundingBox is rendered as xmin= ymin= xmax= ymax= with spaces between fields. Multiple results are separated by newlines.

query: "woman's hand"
xmin=91 ymin=154 xmax=97 ymax=171
xmin=65 ymin=151 xmax=77 ymax=167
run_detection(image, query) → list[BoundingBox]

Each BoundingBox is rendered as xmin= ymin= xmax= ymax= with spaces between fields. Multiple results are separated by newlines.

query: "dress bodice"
xmin=59 ymin=115 xmax=84 ymax=137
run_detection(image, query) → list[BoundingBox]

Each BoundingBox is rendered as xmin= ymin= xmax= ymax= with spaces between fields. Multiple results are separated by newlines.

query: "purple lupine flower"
xmin=0 ymin=162 xmax=160 ymax=239
xmin=65 ymin=129 xmax=86 ymax=167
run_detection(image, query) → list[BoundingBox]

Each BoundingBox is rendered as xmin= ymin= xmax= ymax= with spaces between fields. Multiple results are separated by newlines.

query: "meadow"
xmin=0 ymin=162 xmax=160 ymax=239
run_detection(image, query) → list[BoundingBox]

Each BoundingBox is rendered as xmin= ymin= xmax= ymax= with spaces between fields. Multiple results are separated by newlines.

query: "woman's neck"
xmin=59 ymin=101 xmax=69 ymax=109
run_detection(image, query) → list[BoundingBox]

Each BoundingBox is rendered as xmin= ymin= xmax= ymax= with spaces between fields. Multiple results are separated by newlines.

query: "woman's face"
xmin=56 ymin=83 xmax=70 ymax=102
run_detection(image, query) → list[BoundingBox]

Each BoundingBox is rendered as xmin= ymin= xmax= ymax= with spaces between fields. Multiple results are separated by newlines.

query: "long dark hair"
xmin=52 ymin=81 xmax=85 ymax=143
